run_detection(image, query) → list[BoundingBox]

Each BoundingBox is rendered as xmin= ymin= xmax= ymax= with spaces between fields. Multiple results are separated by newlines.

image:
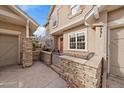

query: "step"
xmin=51 ymin=65 xmax=61 ymax=74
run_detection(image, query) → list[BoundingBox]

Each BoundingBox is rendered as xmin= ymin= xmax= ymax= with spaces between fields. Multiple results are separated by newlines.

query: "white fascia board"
xmin=0 ymin=9 xmax=24 ymax=22
xmin=93 ymin=6 xmax=99 ymax=19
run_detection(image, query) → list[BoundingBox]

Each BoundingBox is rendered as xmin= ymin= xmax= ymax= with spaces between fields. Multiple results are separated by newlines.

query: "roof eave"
xmin=48 ymin=5 xmax=55 ymax=19
xmin=10 ymin=5 xmax=39 ymax=29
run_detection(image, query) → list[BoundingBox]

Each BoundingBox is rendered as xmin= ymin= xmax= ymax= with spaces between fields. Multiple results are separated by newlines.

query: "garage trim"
xmin=0 ymin=28 xmax=21 ymax=64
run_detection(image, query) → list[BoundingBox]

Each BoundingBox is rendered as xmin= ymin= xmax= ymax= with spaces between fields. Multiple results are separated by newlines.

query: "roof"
xmin=9 ymin=5 xmax=39 ymax=30
xmin=44 ymin=5 xmax=55 ymax=28
xmin=48 ymin=5 xmax=55 ymax=19
xmin=44 ymin=21 xmax=49 ymax=27
xmin=15 ymin=5 xmax=39 ymax=26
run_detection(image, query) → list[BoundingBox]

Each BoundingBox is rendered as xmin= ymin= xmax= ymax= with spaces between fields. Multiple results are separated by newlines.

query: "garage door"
xmin=0 ymin=34 xmax=18 ymax=67
xmin=110 ymin=27 xmax=124 ymax=78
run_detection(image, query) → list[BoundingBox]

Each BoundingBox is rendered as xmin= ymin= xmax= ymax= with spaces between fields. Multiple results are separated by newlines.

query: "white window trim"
xmin=71 ymin=5 xmax=80 ymax=16
xmin=57 ymin=5 xmax=62 ymax=10
xmin=68 ymin=28 xmax=88 ymax=51
xmin=51 ymin=6 xmax=62 ymax=29
xmin=51 ymin=13 xmax=58 ymax=28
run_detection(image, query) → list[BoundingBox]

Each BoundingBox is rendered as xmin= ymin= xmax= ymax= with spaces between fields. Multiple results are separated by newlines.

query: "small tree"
xmin=32 ymin=35 xmax=41 ymax=50
xmin=41 ymin=36 xmax=53 ymax=52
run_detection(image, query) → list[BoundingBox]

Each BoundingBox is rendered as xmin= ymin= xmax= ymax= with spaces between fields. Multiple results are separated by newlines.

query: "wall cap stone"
xmin=60 ymin=55 xmax=87 ymax=65
xmin=60 ymin=55 xmax=102 ymax=69
xmin=41 ymin=50 xmax=52 ymax=55
xmin=84 ymin=55 xmax=102 ymax=69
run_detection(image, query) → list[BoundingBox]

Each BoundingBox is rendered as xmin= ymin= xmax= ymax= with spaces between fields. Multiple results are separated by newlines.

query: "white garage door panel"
xmin=110 ymin=27 xmax=124 ymax=77
xmin=110 ymin=66 xmax=124 ymax=77
xmin=0 ymin=34 xmax=18 ymax=67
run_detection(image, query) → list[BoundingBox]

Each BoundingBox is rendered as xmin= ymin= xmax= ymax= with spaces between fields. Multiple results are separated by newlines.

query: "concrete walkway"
xmin=0 ymin=61 xmax=67 ymax=88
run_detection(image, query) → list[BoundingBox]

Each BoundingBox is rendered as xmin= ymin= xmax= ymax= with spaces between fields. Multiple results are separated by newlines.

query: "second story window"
xmin=51 ymin=13 xmax=58 ymax=28
xmin=71 ymin=5 xmax=80 ymax=16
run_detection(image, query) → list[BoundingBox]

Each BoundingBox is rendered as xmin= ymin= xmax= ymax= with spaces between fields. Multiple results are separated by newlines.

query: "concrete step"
xmin=51 ymin=65 xmax=61 ymax=74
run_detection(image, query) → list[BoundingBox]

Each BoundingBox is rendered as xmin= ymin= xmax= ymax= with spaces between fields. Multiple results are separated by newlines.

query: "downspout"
xmin=107 ymin=25 xmax=110 ymax=75
xmin=84 ymin=5 xmax=96 ymax=26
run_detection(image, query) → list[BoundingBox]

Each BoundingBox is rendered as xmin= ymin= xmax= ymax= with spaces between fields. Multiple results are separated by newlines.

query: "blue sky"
xmin=19 ymin=5 xmax=50 ymax=26
xmin=18 ymin=5 xmax=51 ymax=37
xmin=18 ymin=5 xmax=51 ymax=26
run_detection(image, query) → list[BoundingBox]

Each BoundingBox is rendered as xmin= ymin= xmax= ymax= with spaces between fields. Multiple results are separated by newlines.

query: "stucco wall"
xmin=0 ymin=6 xmax=18 ymax=15
xmin=0 ymin=20 xmax=26 ymax=56
xmin=63 ymin=25 xmax=95 ymax=56
xmin=0 ymin=6 xmax=36 ymax=67
xmin=0 ymin=21 xmax=26 ymax=32
xmin=40 ymin=50 xmax=52 ymax=65
xmin=94 ymin=11 xmax=108 ymax=57
xmin=49 ymin=5 xmax=93 ymax=33
xmin=108 ymin=7 xmax=124 ymax=23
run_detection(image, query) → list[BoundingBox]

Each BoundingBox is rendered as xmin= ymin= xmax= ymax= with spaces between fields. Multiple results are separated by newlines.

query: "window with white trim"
xmin=51 ymin=13 xmax=58 ymax=28
xmin=69 ymin=30 xmax=87 ymax=50
xmin=69 ymin=33 xmax=76 ymax=49
xmin=71 ymin=5 xmax=80 ymax=15
xmin=57 ymin=5 xmax=62 ymax=10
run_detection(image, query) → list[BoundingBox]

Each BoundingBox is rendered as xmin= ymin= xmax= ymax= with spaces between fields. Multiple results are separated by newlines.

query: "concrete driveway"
xmin=0 ymin=61 xmax=67 ymax=88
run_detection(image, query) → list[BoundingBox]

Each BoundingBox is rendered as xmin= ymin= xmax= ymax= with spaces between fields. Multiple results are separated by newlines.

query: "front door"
xmin=60 ymin=37 xmax=63 ymax=52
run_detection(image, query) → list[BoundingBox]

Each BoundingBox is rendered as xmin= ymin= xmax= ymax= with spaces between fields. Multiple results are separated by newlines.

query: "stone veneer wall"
xmin=59 ymin=55 xmax=102 ymax=88
xmin=22 ymin=38 xmax=33 ymax=67
xmin=40 ymin=50 xmax=52 ymax=65
xmin=33 ymin=50 xmax=41 ymax=61
xmin=63 ymin=50 xmax=89 ymax=59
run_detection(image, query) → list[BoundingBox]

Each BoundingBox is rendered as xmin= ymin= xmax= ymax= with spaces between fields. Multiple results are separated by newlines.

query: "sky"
xmin=18 ymin=5 xmax=51 ymax=37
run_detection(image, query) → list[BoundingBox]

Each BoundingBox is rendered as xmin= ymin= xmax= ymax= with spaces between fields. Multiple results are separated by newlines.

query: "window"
xmin=69 ymin=33 xmax=76 ymax=49
xmin=77 ymin=32 xmax=85 ymax=49
xmin=51 ymin=13 xmax=58 ymax=28
xmin=57 ymin=5 xmax=62 ymax=10
xmin=69 ymin=30 xmax=87 ymax=50
xmin=71 ymin=5 xmax=80 ymax=15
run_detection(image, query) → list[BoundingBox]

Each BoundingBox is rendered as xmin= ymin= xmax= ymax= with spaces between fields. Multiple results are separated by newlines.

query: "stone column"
xmin=22 ymin=38 xmax=33 ymax=67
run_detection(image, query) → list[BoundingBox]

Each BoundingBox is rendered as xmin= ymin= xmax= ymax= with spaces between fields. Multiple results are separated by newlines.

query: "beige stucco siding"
xmin=0 ymin=21 xmax=26 ymax=32
xmin=108 ymin=7 xmax=124 ymax=23
xmin=93 ymin=11 xmax=108 ymax=57
xmin=0 ymin=5 xmax=38 ymax=67
xmin=49 ymin=5 xmax=93 ymax=33
xmin=0 ymin=6 xmax=18 ymax=15
xmin=63 ymin=25 xmax=95 ymax=53
xmin=0 ymin=21 xmax=26 ymax=65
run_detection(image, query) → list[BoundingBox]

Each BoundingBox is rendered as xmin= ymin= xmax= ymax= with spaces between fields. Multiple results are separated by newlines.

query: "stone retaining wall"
xmin=59 ymin=55 xmax=102 ymax=88
xmin=40 ymin=50 xmax=52 ymax=65
xmin=33 ymin=50 xmax=41 ymax=61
